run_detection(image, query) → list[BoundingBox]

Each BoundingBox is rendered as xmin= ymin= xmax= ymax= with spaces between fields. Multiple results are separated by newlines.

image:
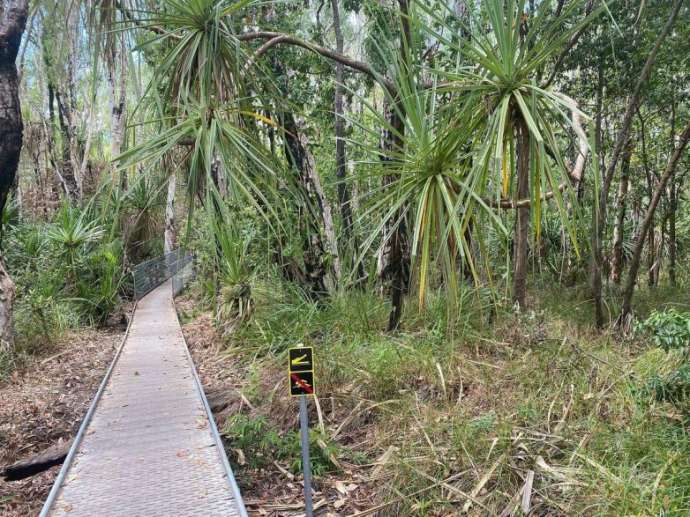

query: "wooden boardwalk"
xmin=41 ymin=281 xmax=246 ymax=517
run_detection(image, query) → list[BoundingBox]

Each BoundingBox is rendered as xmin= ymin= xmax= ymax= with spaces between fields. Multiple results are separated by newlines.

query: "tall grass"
xmin=201 ymin=264 xmax=690 ymax=515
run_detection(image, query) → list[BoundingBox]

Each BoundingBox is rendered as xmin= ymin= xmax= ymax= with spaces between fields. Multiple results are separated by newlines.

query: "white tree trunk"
xmin=164 ymin=174 xmax=177 ymax=254
xmin=110 ymin=34 xmax=128 ymax=163
xmin=297 ymin=131 xmax=341 ymax=283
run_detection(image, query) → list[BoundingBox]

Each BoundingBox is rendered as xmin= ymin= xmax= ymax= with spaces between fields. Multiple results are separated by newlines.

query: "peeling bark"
xmin=164 ymin=174 xmax=177 ymax=254
xmin=0 ymin=259 xmax=15 ymax=350
xmin=282 ymin=112 xmax=339 ymax=297
xmin=110 ymin=31 xmax=128 ymax=190
xmin=0 ymin=0 xmax=29 ymax=350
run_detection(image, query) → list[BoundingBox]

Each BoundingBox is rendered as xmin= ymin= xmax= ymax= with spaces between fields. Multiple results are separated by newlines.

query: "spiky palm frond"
xmin=48 ymin=204 xmax=105 ymax=251
xmin=418 ymin=0 xmax=599 ymax=249
xmin=47 ymin=204 xmax=106 ymax=276
xmin=117 ymin=101 xmax=282 ymax=227
xmin=116 ymin=0 xmax=286 ymax=240
xmin=123 ymin=174 xmax=166 ymax=257
xmin=131 ymin=0 xmax=260 ymax=106
xmin=352 ymin=35 xmax=506 ymax=310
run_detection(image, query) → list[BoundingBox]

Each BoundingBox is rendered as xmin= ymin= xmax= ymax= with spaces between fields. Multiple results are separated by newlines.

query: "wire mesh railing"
xmin=172 ymin=253 xmax=195 ymax=297
xmin=132 ymin=249 xmax=194 ymax=300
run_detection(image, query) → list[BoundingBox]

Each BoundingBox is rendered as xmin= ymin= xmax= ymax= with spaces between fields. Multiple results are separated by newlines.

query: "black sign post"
xmin=288 ymin=345 xmax=315 ymax=517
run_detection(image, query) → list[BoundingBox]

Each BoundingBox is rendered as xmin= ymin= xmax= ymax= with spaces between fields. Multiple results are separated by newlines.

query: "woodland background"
xmin=2 ymin=0 xmax=690 ymax=515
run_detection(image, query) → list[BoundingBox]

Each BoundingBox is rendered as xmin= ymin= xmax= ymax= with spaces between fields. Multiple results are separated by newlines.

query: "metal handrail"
xmin=132 ymin=249 xmax=193 ymax=300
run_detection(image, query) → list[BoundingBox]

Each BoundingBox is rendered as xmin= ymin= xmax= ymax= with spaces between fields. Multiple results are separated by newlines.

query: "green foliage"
xmin=635 ymin=309 xmax=690 ymax=350
xmin=7 ymin=0 xmax=690 ymax=511
xmin=47 ymin=203 xmax=105 ymax=275
xmin=124 ymin=175 xmax=165 ymax=261
xmin=422 ymin=0 xmax=597 ymax=248
xmin=75 ymin=240 xmax=126 ymax=324
xmin=646 ymin=364 xmax=690 ymax=408
xmin=4 ymin=195 xmax=130 ymax=365
xmin=223 ymin=414 xmax=339 ymax=476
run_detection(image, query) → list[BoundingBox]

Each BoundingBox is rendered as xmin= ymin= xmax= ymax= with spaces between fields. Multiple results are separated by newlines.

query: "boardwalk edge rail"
xmin=174 ymin=298 xmax=249 ymax=517
xmin=39 ymin=300 xmax=138 ymax=517
xmin=170 ymin=253 xmax=248 ymax=516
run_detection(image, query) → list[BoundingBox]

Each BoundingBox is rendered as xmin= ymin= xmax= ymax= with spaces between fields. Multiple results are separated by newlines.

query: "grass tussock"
xmin=183 ymin=275 xmax=690 ymax=515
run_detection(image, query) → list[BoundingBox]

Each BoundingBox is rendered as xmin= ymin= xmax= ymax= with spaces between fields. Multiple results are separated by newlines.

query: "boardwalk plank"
xmin=43 ymin=281 xmax=245 ymax=517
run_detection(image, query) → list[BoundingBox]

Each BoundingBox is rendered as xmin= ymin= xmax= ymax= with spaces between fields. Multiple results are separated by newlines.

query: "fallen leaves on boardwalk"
xmin=0 ymin=326 xmax=125 ymax=516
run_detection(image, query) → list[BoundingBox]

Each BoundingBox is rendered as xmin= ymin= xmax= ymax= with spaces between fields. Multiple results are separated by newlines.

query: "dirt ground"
xmin=0 ymin=327 xmax=124 ymax=517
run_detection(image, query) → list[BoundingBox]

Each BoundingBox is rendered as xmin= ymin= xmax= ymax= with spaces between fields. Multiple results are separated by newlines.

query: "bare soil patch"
xmin=0 ymin=327 xmax=125 ymax=516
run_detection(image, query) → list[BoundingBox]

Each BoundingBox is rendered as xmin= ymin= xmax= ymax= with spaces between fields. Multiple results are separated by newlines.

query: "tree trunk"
xmin=110 ymin=32 xmax=128 ymax=190
xmin=668 ymin=96 xmax=678 ymax=287
xmin=282 ymin=112 xmax=339 ymax=297
xmin=513 ymin=116 xmax=530 ymax=309
xmin=0 ymin=260 xmax=15 ymax=350
xmin=591 ymin=57 xmax=605 ymax=325
xmin=330 ymin=0 xmax=366 ymax=285
xmin=45 ymin=84 xmax=78 ymax=201
xmin=381 ymin=0 xmax=412 ymax=331
xmin=330 ymin=0 xmax=353 ymax=238
xmin=590 ymin=0 xmax=682 ymax=327
xmin=377 ymin=99 xmax=409 ymax=331
xmin=65 ymin=4 xmax=82 ymax=200
xmin=639 ymin=113 xmax=657 ymax=287
xmin=54 ymin=87 xmax=79 ymax=200
xmin=164 ymin=173 xmax=176 ymax=254
xmin=610 ymin=140 xmax=632 ymax=284
xmin=668 ymin=181 xmax=677 ymax=286
xmin=647 ymin=218 xmax=656 ymax=287
xmin=619 ymin=121 xmax=690 ymax=325
xmin=0 ymin=0 xmax=29 ymax=350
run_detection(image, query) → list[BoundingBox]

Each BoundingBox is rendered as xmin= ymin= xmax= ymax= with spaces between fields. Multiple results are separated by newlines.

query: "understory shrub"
xmin=223 ymin=414 xmax=339 ymax=476
xmin=635 ymin=309 xmax=690 ymax=350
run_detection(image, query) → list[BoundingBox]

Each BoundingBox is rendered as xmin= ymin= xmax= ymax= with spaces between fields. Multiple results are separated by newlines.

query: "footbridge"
xmin=40 ymin=251 xmax=246 ymax=517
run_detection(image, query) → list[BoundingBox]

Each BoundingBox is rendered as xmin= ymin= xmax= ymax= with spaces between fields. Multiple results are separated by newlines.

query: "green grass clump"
xmin=205 ymin=271 xmax=690 ymax=515
xmin=223 ymin=414 xmax=341 ymax=477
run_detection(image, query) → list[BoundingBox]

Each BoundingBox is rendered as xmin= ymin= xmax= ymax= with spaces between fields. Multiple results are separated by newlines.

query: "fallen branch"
xmin=2 ymin=439 xmax=72 ymax=481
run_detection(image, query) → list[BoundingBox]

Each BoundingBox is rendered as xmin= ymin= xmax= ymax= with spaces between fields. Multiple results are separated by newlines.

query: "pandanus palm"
xmin=117 ymin=0 xmax=281 ymax=225
xmin=419 ymin=0 xmax=595 ymax=307
xmin=354 ymin=30 xmax=505 ymax=315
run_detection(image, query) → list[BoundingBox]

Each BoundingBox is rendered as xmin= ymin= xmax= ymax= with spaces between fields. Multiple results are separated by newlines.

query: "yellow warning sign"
xmin=288 ymin=346 xmax=315 ymax=396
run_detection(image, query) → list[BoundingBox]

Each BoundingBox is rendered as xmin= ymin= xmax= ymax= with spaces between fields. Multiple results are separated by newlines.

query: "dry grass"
xmin=177 ymin=282 xmax=690 ymax=516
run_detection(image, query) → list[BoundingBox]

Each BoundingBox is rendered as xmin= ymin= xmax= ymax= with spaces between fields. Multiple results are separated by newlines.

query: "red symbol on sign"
xmin=291 ymin=372 xmax=314 ymax=395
